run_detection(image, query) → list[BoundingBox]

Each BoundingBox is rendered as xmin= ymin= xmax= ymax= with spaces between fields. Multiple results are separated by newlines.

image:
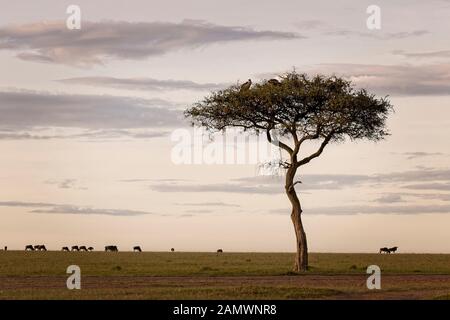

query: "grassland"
xmin=0 ymin=251 xmax=449 ymax=299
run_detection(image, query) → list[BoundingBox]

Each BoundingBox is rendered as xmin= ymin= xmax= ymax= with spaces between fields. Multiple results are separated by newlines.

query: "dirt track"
xmin=1 ymin=274 xmax=449 ymax=299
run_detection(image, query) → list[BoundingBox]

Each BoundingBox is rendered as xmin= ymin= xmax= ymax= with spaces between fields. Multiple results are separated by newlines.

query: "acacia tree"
xmin=185 ymin=72 xmax=392 ymax=272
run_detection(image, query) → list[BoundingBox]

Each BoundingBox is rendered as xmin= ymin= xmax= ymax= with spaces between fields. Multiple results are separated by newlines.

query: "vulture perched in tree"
xmin=267 ymin=78 xmax=281 ymax=86
xmin=239 ymin=79 xmax=252 ymax=92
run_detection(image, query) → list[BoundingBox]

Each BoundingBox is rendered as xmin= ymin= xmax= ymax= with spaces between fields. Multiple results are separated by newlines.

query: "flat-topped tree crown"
xmin=186 ymin=72 xmax=391 ymax=152
xmin=185 ymin=71 xmax=393 ymax=272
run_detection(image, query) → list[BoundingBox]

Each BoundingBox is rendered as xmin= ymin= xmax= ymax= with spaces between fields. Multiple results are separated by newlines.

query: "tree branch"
xmin=296 ymin=131 xmax=335 ymax=167
xmin=266 ymin=128 xmax=293 ymax=155
xmin=288 ymin=180 xmax=302 ymax=192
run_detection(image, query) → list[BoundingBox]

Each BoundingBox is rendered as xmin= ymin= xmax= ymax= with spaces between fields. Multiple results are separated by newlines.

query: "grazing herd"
xmin=19 ymin=245 xmax=183 ymax=252
xmin=6 ymin=245 xmax=401 ymax=254
xmin=25 ymin=244 xmax=47 ymax=251
xmin=1 ymin=242 xmax=400 ymax=255
xmin=63 ymin=246 xmax=94 ymax=251
xmin=18 ymin=246 xmax=226 ymax=253
xmin=379 ymin=246 xmax=398 ymax=254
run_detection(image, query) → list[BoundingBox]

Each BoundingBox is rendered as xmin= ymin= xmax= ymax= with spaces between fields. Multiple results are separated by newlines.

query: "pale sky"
xmin=1 ymin=0 xmax=450 ymax=253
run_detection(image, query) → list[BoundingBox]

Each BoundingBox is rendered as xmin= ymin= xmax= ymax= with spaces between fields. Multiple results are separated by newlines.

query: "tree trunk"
xmin=286 ymin=167 xmax=308 ymax=272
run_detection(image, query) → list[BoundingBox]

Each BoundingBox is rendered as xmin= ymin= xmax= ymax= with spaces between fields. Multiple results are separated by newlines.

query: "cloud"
xmin=234 ymin=174 xmax=368 ymax=190
xmin=184 ymin=209 xmax=213 ymax=214
xmin=0 ymin=90 xmax=183 ymax=132
xmin=393 ymin=152 xmax=445 ymax=160
xmin=120 ymin=178 xmax=191 ymax=183
xmin=175 ymin=202 xmax=240 ymax=207
xmin=45 ymin=179 xmax=77 ymax=189
xmin=149 ymin=174 xmax=368 ymax=194
xmin=58 ymin=77 xmax=230 ymax=92
xmin=0 ymin=201 xmax=154 ymax=216
xmin=150 ymin=182 xmax=282 ymax=194
xmin=293 ymin=18 xmax=429 ymax=41
xmin=324 ymin=29 xmax=430 ymax=40
xmin=0 ymin=20 xmax=300 ymax=66
xmin=44 ymin=179 xmax=88 ymax=190
xmin=149 ymin=168 xmax=450 ymax=195
xmin=310 ymin=63 xmax=450 ymax=96
xmin=373 ymin=194 xmax=404 ymax=204
xmin=376 ymin=168 xmax=450 ymax=183
xmin=402 ymin=183 xmax=450 ymax=191
xmin=394 ymin=192 xmax=450 ymax=202
xmin=0 ymin=129 xmax=170 ymax=140
xmin=393 ymin=49 xmax=450 ymax=59
xmin=413 ymin=193 xmax=450 ymax=201
xmin=270 ymin=204 xmax=450 ymax=215
xmin=294 ymin=20 xmax=326 ymax=30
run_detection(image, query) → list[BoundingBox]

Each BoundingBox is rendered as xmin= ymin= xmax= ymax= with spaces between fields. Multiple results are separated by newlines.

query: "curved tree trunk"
xmin=286 ymin=166 xmax=308 ymax=272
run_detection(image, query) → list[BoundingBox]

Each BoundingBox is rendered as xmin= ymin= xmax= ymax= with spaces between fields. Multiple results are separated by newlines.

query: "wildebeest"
xmin=79 ymin=246 xmax=88 ymax=252
xmin=62 ymin=246 xmax=69 ymax=252
xmin=171 ymin=248 xmax=175 ymax=252
xmin=88 ymin=247 xmax=94 ymax=251
xmin=105 ymin=245 xmax=118 ymax=252
xmin=39 ymin=245 xmax=47 ymax=251
xmin=388 ymin=246 xmax=398 ymax=253
xmin=380 ymin=246 xmax=398 ymax=254
xmin=217 ymin=249 xmax=223 ymax=254
xmin=4 ymin=246 xmax=6 ymax=251
xmin=379 ymin=247 xmax=390 ymax=254
xmin=71 ymin=245 xmax=79 ymax=251
xmin=34 ymin=245 xmax=41 ymax=251
xmin=25 ymin=245 xmax=34 ymax=251
xmin=133 ymin=246 xmax=142 ymax=252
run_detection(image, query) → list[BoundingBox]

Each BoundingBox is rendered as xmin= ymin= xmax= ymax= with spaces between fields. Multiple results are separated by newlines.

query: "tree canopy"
xmin=185 ymin=72 xmax=392 ymax=167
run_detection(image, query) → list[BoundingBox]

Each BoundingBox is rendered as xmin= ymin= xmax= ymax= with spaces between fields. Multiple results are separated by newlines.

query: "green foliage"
xmin=186 ymin=72 xmax=393 ymax=144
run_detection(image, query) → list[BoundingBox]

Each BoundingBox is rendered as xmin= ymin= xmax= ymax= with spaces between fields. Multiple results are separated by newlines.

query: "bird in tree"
xmin=239 ymin=79 xmax=252 ymax=92
xmin=267 ymin=78 xmax=281 ymax=86
xmin=185 ymin=71 xmax=393 ymax=272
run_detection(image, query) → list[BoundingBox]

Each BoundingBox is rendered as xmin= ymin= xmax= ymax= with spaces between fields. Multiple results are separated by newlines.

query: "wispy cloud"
xmin=293 ymin=19 xmax=430 ymax=41
xmin=393 ymin=49 xmax=450 ymax=59
xmin=324 ymin=29 xmax=430 ymax=40
xmin=184 ymin=209 xmax=213 ymax=214
xmin=373 ymin=194 xmax=405 ymax=204
xmin=58 ymin=77 xmax=230 ymax=92
xmin=149 ymin=168 xmax=450 ymax=194
xmin=175 ymin=202 xmax=240 ymax=207
xmin=44 ymin=179 xmax=87 ymax=190
xmin=294 ymin=20 xmax=326 ymax=30
xmin=402 ymin=183 xmax=450 ymax=191
xmin=0 ymin=201 xmax=155 ymax=216
xmin=0 ymin=20 xmax=300 ymax=66
xmin=0 ymin=129 xmax=170 ymax=140
xmin=150 ymin=182 xmax=282 ymax=194
xmin=310 ymin=63 xmax=450 ymax=96
xmin=270 ymin=204 xmax=450 ymax=215
xmin=0 ymin=90 xmax=183 ymax=133
xmin=120 ymin=178 xmax=191 ymax=183
xmin=399 ymin=152 xmax=445 ymax=160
